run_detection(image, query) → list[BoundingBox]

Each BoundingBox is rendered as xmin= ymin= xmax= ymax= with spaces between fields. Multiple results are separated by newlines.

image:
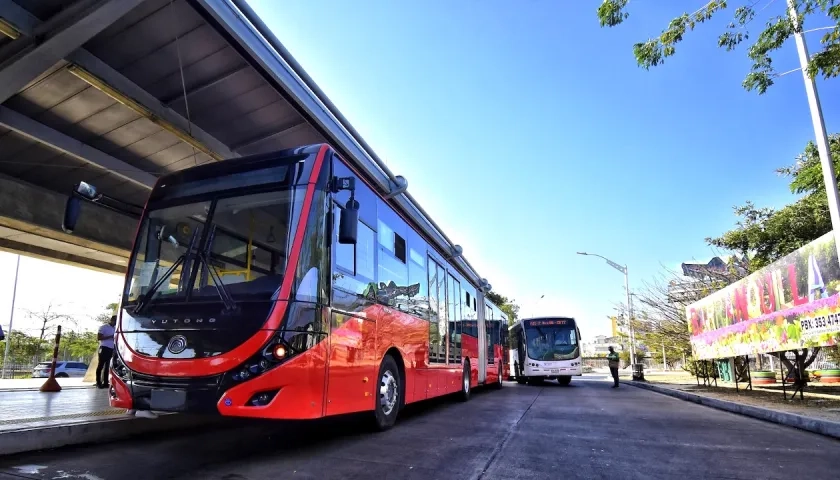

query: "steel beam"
xmin=0 ymin=0 xmax=238 ymax=161
xmin=0 ymin=105 xmax=156 ymax=189
xmin=0 ymin=0 xmax=146 ymax=104
xmin=67 ymin=50 xmax=238 ymax=160
xmin=162 ymin=64 xmax=250 ymax=106
xmin=0 ymin=0 xmax=39 ymax=37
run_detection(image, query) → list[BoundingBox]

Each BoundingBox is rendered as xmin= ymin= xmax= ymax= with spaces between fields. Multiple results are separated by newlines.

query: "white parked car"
xmin=32 ymin=361 xmax=88 ymax=378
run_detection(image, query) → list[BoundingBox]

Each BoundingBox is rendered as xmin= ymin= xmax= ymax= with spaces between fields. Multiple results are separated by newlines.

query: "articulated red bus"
xmin=64 ymin=144 xmax=506 ymax=430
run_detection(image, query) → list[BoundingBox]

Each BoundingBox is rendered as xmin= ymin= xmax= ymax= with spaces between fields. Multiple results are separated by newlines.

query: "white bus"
xmin=509 ymin=317 xmax=582 ymax=386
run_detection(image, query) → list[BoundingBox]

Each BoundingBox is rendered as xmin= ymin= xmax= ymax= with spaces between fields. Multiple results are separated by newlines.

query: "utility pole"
xmin=624 ymin=272 xmax=637 ymax=366
xmin=786 ymin=0 xmax=840 ymax=261
xmin=662 ymin=343 xmax=667 ymax=371
xmin=577 ymin=252 xmax=637 ymax=365
xmin=2 ymin=255 xmax=21 ymax=379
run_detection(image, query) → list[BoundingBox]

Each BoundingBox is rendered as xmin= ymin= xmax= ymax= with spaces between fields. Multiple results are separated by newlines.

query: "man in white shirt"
xmin=96 ymin=316 xmax=116 ymax=389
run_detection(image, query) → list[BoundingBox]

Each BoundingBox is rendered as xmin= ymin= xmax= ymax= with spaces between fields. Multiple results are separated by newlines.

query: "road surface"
xmin=1 ymin=375 xmax=837 ymax=479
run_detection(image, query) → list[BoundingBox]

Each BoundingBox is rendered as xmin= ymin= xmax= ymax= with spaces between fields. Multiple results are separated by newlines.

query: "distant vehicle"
xmin=32 ymin=361 xmax=88 ymax=378
xmin=509 ymin=317 xmax=582 ymax=385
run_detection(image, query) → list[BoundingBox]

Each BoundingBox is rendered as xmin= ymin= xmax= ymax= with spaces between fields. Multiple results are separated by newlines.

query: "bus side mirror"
xmin=62 ymin=196 xmax=81 ymax=233
xmin=62 ymin=182 xmax=99 ymax=234
xmin=333 ymin=175 xmax=359 ymax=245
xmin=338 ymin=199 xmax=358 ymax=244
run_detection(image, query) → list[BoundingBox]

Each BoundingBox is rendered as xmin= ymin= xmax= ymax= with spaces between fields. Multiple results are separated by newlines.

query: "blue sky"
xmin=248 ymin=0 xmax=840 ymax=337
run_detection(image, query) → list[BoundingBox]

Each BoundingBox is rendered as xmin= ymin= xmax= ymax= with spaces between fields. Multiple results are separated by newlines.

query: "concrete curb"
xmin=0 ymin=413 xmax=231 ymax=456
xmin=624 ymin=380 xmax=840 ymax=441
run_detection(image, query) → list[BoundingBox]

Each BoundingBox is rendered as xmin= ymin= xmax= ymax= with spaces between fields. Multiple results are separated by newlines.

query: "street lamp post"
xmin=2 ymin=255 xmax=21 ymax=380
xmin=785 ymin=0 xmax=840 ymax=263
xmin=577 ymin=252 xmax=637 ymax=366
xmin=531 ymin=294 xmax=545 ymax=318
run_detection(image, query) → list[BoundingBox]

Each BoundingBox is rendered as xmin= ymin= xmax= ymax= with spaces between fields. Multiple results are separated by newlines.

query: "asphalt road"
xmin=1 ymin=375 xmax=838 ymax=480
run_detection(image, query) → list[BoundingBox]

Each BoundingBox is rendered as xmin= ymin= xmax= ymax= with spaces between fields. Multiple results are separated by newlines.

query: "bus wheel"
xmin=558 ymin=376 xmax=571 ymax=386
xmin=492 ymin=363 xmax=503 ymax=389
xmin=373 ymin=355 xmax=401 ymax=431
xmin=458 ymin=362 xmax=471 ymax=402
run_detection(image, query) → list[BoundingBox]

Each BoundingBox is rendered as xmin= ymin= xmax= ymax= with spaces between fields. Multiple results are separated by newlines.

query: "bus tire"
xmin=491 ymin=362 xmax=503 ymax=389
xmin=459 ymin=361 xmax=471 ymax=402
xmin=373 ymin=355 xmax=401 ymax=431
xmin=558 ymin=376 xmax=571 ymax=386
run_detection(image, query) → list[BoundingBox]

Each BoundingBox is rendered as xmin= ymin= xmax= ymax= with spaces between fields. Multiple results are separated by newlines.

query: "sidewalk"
xmin=621 ymin=370 xmax=840 ymax=440
xmin=0 ymin=384 xmax=232 ymax=456
xmin=0 ymin=387 xmax=127 ymax=433
xmin=620 ymin=370 xmax=840 ymax=423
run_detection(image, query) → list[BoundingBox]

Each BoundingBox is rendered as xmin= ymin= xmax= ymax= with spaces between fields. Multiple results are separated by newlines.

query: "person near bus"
xmin=96 ymin=316 xmax=116 ymax=389
xmin=607 ymin=346 xmax=620 ymax=388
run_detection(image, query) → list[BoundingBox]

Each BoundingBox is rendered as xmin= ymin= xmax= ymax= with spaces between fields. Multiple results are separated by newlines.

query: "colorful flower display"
xmin=687 ymin=231 xmax=840 ymax=359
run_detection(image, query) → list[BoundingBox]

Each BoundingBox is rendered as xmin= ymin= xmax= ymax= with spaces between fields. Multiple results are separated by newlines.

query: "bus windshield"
xmin=124 ymin=186 xmax=306 ymax=307
xmin=524 ymin=319 xmax=579 ymax=361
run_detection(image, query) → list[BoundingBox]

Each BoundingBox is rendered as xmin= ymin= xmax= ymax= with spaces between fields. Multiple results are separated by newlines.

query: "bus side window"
xmin=331 ymin=203 xmax=377 ymax=312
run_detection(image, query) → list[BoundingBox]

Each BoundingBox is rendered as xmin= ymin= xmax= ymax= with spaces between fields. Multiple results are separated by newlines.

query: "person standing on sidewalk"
xmin=607 ymin=346 xmax=620 ymax=388
xmin=96 ymin=316 xmax=116 ymax=389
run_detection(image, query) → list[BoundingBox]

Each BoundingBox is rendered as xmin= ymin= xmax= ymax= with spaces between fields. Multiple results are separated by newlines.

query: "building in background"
xmin=582 ymin=335 xmax=623 ymax=357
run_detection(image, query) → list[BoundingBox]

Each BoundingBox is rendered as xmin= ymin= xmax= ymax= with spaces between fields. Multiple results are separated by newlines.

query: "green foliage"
xmin=61 ymin=331 xmax=99 ymax=360
xmin=827 ymin=344 xmax=840 ymax=364
xmin=619 ymin=349 xmax=632 ymax=366
xmin=708 ymin=135 xmax=840 ymax=270
xmin=485 ymin=291 xmax=521 ymax=326
xmin=778 ymin=134 xmax=840 ymax=195
xmin=0 ymin=331 xmax=49 ymax=364
xmin=94 ymin=302 xmax=120 ymax=325
xmin=596 ymin=0 xmax=840 ymax=94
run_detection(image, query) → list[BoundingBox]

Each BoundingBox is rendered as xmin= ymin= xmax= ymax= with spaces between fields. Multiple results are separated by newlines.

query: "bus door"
xmin=516 ymin=326 xmax=526 ymax=376
xmin=476 ymin=301 xmax=488 ymax=383
xmin=486 ymin=306 xmax=495 ymax=370
xmin=327 ymin=201 xmax=378 ymax=416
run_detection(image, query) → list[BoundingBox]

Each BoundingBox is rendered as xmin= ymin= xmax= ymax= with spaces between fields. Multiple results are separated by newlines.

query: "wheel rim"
xmin=464 ymin=369 xmax=470 ymax=393
xmin=379 ymin=370 xmax=399 ymax=416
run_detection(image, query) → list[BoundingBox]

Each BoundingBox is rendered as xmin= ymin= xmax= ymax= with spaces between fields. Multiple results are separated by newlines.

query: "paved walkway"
xmin=0 ymin=387 xmax=127 ymax=433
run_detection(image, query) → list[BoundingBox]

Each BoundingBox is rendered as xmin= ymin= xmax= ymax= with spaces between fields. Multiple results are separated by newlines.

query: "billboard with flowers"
xmin=687 ymin=231 xmax=840 ymax=360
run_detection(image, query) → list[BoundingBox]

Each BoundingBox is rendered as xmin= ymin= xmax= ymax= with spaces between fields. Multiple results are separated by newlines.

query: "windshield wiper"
xmin=132 ymin=254 xmax=186 ymax=316
xmin=195 ymin=227 xmax=237 ymax=312
xmin=132 ymin=226 xmax=200 ymax=316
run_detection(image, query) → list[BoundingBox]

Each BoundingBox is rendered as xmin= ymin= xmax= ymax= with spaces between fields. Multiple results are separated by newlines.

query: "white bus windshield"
xmin=524 ymin=319 xmax=579 ymax=361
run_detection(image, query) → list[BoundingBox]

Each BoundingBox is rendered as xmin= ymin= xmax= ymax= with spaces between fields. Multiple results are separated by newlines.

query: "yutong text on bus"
xmin=62 ymin=144 xmax=509 ymax=430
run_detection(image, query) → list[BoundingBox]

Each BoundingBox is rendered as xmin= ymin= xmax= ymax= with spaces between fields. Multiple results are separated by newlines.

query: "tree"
xmin=0 ymin=331 xmax=49 ymax=365
xmin=627 ymin=261 xmax=743 ymax=371
xmin=60 ymin=331 xmax=99 ymax=361
xmin=596 ymin=0 xmax=840 ymax=94
xmin=485 ymin=291 xmax=521 ymax=326
xmin=708 ymin=134 xmax=840 ymax=270
xmin=94 ymin=302 xmax=120 ymax=325
xmin=24 ymin=303 xmax=71 ymax=342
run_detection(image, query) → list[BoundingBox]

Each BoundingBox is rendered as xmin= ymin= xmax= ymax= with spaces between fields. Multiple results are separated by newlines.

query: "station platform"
xmin=0 ymin=383 xmax=127 ymax=433
xmin=0 ymin=379 xmax=222 ymax=457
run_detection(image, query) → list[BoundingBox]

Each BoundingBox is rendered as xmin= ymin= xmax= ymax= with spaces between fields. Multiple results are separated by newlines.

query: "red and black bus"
xmin=63 ymin=144 xmax=506 ymax=430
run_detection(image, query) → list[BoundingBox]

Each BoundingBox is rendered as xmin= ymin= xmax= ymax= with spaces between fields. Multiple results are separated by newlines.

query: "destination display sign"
xmin=525 ymin=319 xmax=571 ymax=327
